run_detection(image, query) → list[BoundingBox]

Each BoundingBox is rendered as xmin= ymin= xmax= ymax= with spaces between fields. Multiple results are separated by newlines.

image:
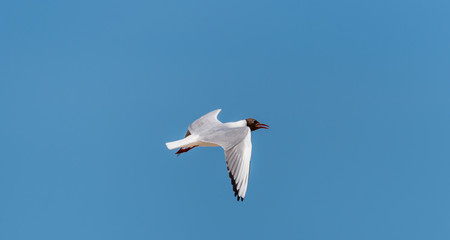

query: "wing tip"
xmin=228 ymin=171 xmax=245 ymax=202
xmin=213 ymin=108 xmax=222 ymax=116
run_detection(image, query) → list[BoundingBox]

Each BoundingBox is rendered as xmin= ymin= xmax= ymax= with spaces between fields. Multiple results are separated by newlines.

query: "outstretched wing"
xmin=188 ymin=109 xmax=222 ymax=135
xmin=199 ymin=126 xmax=252 ymax=201
xmin=224 ymin=128 xmax=252 ymax=201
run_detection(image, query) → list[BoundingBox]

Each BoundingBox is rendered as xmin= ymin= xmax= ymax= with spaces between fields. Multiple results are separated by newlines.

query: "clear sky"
xmin=1 ymin=0 xmax=450 ymax=239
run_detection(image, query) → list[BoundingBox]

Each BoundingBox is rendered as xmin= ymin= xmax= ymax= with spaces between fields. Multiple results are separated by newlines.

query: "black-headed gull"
xmin=165 ymin=109 xmax=268 ymax=201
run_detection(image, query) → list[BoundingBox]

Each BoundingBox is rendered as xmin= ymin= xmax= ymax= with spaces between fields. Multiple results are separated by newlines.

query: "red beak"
xmin=256 ymin=123 xmax=269 ymax=129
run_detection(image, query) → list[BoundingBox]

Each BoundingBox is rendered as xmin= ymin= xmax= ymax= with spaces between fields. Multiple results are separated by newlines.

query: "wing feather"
xmin=223 ymin=128 xmax=252 ymax=201
xmin=188 ymin=109 xmax=222 ymax=135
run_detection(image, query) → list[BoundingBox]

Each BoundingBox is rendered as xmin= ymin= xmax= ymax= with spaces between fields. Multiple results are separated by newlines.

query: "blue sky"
xmin=1 ymin=0 xmax=450 ymax=239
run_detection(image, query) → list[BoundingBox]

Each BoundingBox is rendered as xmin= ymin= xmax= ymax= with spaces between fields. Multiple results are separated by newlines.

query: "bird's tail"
xmin=165 ymin=135 xmax=198 ymax=150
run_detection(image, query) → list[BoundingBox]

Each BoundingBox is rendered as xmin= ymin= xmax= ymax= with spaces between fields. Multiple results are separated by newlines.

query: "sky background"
xmin=1 ymin=0 xmax=450 ymax=239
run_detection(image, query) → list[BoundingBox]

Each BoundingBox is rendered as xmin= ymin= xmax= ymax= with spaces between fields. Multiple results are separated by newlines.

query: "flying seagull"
xmin=165 ymin=109 xmax=269 ymax=201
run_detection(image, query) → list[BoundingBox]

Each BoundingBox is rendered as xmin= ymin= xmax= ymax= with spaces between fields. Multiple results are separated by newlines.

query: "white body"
xmin=166 ymin=109 xmax=253 ymax=200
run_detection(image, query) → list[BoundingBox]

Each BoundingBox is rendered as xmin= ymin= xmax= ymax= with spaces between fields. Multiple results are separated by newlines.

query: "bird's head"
xmin=246 ymin=118 xmax=269 ymax=131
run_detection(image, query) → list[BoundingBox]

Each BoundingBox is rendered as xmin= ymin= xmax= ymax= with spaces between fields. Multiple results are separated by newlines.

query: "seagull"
xmin=165 ymin=109 xmax=269 ymax=201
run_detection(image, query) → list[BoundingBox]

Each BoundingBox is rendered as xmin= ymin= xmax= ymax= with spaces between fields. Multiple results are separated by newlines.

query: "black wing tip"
xmin=228 ymin=171 xmax=245 ymax=202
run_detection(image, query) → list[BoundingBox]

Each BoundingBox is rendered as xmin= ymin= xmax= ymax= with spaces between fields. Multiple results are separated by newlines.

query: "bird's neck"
xmin=223 ymin=120 xmax=247 ymax=128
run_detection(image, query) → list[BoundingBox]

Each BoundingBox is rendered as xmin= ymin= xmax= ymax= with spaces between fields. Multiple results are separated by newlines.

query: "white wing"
xmin=201 ymin=127 xmax=252 ymax=201
xmin=188 ymin=109 xmax=222 ymax=135
xmin=224 ymin=128 xmax=252 ymax=201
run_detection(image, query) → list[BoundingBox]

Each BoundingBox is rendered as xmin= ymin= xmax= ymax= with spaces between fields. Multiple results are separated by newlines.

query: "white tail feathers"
xmin=165 ymin=135 xmax=198 ymax=150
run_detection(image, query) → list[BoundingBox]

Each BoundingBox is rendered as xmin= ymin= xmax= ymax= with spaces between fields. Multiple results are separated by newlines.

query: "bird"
xmin=165 ymin=109 xmax=269 ymax=201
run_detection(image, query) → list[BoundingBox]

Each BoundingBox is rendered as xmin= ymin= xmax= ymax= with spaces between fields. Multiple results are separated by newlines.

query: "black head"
xmin=245 ymin=118 xmax=269 ymax=131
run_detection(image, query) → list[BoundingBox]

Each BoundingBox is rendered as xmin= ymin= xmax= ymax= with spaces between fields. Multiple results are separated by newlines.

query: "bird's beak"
xmin=256 ymin=123 xmax=269 ymax=129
